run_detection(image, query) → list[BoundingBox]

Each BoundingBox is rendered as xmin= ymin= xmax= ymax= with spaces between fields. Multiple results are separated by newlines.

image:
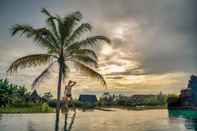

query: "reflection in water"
xmin=185 ymin=119 xmax=197 ymax=130
xmin=28 ymin=121 xmax=36 ymax=131
xmin=63 ymin=109 xmax=77 ymax=131
xmin=67 ymin=110 xmax=77 ymax=131
xmin=55 ymin=114 xmax=59 ymax=131
xmin=169 ymin=109 xmax=197 ymax=131
xmin=25 ymin=111 xmax=77 ymax=131
xmin=64 ymin=111 xmax=68 ymax=131
xmin=0 ymin=109 xmax=192 ymax=131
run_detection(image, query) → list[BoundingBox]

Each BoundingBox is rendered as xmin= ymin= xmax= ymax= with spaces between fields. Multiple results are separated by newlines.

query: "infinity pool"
xmin=0 ymin=109 xmax=196 ymax=131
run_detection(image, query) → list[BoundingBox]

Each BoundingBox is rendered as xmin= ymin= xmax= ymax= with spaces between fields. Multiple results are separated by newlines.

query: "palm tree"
xmin=7 ymin=8 xmax=110 ymax=130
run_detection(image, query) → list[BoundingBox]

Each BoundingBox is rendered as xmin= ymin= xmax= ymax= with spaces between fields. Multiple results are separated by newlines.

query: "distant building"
xmin=100 ymin=92 xmax=115 ymax=105
xmin=79 ymin=94 xmax=97 ymax=104
xmin=131 ymin=94 xmax=156 ymax=100
xmin=129 ymin=94 xmax=157 ymax=106
xmin=103 ymin=92 xmax=111 ymax=97
xmin=101 ymin=92 xmax=114 ymax=100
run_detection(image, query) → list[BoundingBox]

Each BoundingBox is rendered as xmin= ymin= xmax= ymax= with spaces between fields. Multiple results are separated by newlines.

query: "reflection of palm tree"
xmin=7 ymin=8 xmax=110 ymax=131
xmin=27 ymin=121 xmax=36 ymax=131
xmin=64 ymin=109 xmax=76 ymax=131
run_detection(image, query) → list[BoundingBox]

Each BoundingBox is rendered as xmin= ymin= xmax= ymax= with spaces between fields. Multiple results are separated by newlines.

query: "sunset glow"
xmin=0 ymin=0 xmax=196 ymax=97
xmin=1 ymin=1 xmax=197 ymax=131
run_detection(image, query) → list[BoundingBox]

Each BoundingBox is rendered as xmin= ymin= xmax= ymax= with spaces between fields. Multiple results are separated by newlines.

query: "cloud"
xmin=0 ymin=0 xmax=197 ymax=95
xmin=67 ymin=0 xmax=197 ymax=94
xmin=83 ymin=0 xmax=197 ymax=75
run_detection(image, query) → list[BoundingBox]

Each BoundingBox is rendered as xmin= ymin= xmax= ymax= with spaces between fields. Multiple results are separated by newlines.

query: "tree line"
xmin=0 ymin=79 xmax=52 ymax=108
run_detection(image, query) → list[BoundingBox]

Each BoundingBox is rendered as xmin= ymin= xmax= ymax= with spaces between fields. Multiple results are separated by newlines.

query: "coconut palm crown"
xmin=7 ymin=8 xmax=110 ymax=123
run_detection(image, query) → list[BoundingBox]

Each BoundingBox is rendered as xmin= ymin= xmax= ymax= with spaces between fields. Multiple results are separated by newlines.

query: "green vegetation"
xmin=0 ymin=79 xmax=31 ymax=107
xmin=0 ymin=79 xmax=53 ymax=113
xmin=0 ymin=103 xmax=53 ymax=113
xmin=115 ymin=95 xmax=167 ymax=107
xmin=68 ymin=93 xmax=169 ymax=110
xmin=97 ymin=93 xmax=168 ymax=107
xmin=0 ymin=78 xmax=170 ymax=113
xmin=72 ymin=100 xmax=96 ymax=109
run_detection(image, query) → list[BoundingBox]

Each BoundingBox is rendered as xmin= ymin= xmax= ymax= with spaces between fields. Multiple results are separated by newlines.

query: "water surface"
xmin=0 ymin=109 xmax=196 ymax=131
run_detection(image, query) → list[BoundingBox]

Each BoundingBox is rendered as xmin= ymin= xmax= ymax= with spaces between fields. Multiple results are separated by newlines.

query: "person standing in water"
xmin=64 ymin=80 xmax=76 ymax=103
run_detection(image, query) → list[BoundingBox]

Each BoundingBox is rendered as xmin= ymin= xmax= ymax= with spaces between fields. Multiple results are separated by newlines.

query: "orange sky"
xmin=1 ymin=0 xmax=197 ymax=97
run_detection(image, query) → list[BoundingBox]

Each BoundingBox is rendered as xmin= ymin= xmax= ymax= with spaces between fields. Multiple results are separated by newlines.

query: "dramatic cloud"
xmin=0 ymin=0 xmax=197 ymax=95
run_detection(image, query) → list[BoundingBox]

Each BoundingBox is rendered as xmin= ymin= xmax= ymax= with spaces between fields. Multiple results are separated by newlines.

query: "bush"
xmin=48 ymin=99 xmax=65 ymax=108
xmin=48 ymin=100 xmax=57 ymax=108
xmin=0 ymin=103 xmax=54 ymax=113
xmin=41 ymin=103 xmax=52 ymax=112
xmin=71 ymin=100 xmax=96 ymax=109
xmin=12 ymin=103 xmax=42 ymax=108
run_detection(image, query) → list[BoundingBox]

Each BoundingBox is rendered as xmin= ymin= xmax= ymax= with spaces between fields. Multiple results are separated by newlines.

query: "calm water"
xmin=0 ymin=109 xmax=197 ymax=131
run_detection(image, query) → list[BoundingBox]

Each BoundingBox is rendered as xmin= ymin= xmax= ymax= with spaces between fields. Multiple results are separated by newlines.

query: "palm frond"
xmin=53 ymin=12 xmax=82 ymax=47
xmin=11 ymin=25 xmax=59 ymax=52
xmin=7 ymin=54 xmax=53 ymax=73
xmin=47 ymin=17 xmax=60 ymax=40
xmin=63 ymin=11 xmax=82 ymax=40
xmin=55 ymin=16 xmax=66 ymax=44
xmin=67 ymin=23 xmax=92 ymax=44
xmin=41 ymin=8 xmax=60 ymax=41
xmin=70 ymin=49 xmax=98 ymax=61
xmin=72 ymin=55 xmax=98 ymax=68
xmin=11 ymin=24 xmax=34 ymax=37
xmin=32 ymin=61 xmax=56 ymax=89
xmin=73 ymin=60 xmax=106 ymax=87
xmin=35 ymin=28 xmax=60 ymax=52
xmin=66 ymin=36 xmax=111 ymax=51
xmin=41 ymin=8 xmax=53 ymax=17
xmin=79 ymin=36 xmax=111 ymax=47
xmin=36 ymin=28 xmax=57 ymax=43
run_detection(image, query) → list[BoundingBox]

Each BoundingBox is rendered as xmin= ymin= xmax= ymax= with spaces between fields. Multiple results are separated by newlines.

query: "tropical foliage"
xmin=0 ymin=79 xmax=53 ymax=108
xmin=0 ymin=79 xmax=30 ymax=107
xmin=98 ymin=94 xmax=168 ymax=107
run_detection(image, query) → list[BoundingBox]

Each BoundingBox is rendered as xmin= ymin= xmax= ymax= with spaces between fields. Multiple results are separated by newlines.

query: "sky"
xmin=0 ymin=0 xmax=197 ymax=96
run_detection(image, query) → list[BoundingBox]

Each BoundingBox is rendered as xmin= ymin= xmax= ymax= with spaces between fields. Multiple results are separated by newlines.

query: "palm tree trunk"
xmin=55 ymin=61 xmax=63 ymax=131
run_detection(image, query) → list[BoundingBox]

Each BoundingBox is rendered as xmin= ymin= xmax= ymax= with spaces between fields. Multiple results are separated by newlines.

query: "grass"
xmin=0 ymin=103 xmax=54 ymax=113
xmin=0 ymin=103 xmax=167 ymax=113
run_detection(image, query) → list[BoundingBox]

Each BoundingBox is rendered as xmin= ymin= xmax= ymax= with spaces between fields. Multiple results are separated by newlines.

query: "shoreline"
xmin=0 ymin=106 xmax=167 ymax=113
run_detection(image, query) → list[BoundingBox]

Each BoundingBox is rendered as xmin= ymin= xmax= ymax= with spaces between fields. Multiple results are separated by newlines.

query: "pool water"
xmin=0 ymin=109 xmax=196 ymax=131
